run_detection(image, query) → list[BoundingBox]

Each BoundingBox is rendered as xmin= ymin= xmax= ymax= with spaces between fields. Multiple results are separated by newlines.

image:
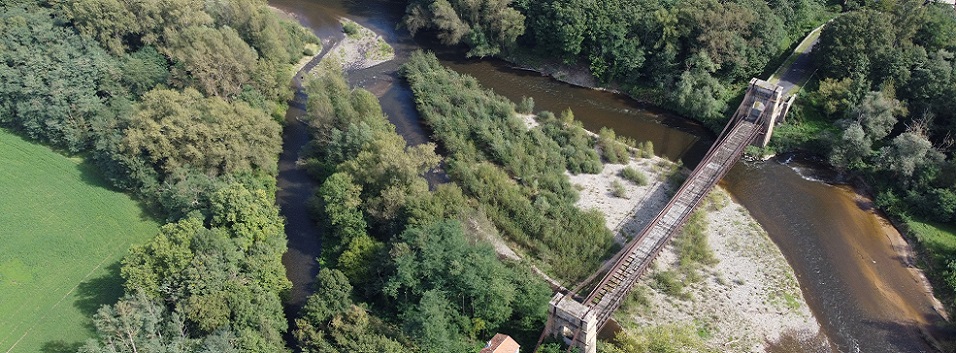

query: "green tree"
xmin=164 ymin=26 xmax=259 ymax=98
xmin=122 ymin=46 xmax=171 ymax=97
xmin=403 ymin=0 xmax=526 ymax=57
xmin=121 ymin=88 xmax=282 ymax=179
xmin=878 ymin=131 xmax=938 ymax=178
xmin=829 ymin=122 xmax=872 ymax=170
xmin=0 ymin=4 xmax=121 ymax=151
xmin=848 ymin=90 xmax=903 ymax=142
xmin=816 ymin=10 xmax=896 ymax=79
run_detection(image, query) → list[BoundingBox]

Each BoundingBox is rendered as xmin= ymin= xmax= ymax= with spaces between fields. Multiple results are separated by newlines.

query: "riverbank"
xmin=325 ymin=19 xmax=394 ymax=71
xmin=509 ymin=47 xmax=953 ymax=352
xmin=568 ymin=155 xmax=826 ymax=351
xmin=522 ymin=107 xmax=826 ymax=351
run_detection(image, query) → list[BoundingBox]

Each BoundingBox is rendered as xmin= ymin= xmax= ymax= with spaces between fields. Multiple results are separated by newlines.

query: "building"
xmin=480 ymin=334 xmax=520 ymax=353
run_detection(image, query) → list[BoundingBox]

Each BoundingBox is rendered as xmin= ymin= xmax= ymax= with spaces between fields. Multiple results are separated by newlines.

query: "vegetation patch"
xmin=401 ymin=51 xmax=614 ymax=282
xmin=620 ymin=166 xmax=649 ymax=186
xmin=0 ymin=129 xmax=159 ymax=353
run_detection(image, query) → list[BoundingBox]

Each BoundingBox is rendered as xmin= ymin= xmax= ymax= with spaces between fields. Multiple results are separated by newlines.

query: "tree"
xmin=879 ymin=131 xmax=937 ymax=178
xmin=672 ymin=58 xmax=728 ymax=124
xmin=164 ymin=26 xmax=259 ymax=98
xmin=384 ymin=220 xmax=549 ymax=341
xmin=53 ymin=0 xmax=142 ymax=55
xmin=295 ymin=269 xmax=406 ymax=353
xmin=319 ymin=173 xmax=367 ymax=244
xmin=816 ymin=10 xmax=896 ymax=79
xmin=338 ymin=132 xmax=440 ymax=224
xmin=121 ymin=88 xmax=282 ymax=179
xmin=829 ymin=122 xmax=872 ymax=170
xmin=0 ymin=4 xmax=121 ymax=151
xmin=79 ymin=293 xmax=200 ymax=353
xmin=848 ymin=90 xmax=903 ymax=142
xmin=122 ymin=46 xmax=171 ymax=97
xmin=403 ymin=0 xmax=526 ymax=57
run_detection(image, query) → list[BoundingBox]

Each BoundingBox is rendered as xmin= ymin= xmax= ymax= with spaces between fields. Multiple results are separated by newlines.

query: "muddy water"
xmin=271 ymin=0 xmax=948 ymax=351
xmin=724 ymin=158 xmax=944 ymax=353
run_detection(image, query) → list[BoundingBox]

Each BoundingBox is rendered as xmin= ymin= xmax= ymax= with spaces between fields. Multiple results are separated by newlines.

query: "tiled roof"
xmin=480 ymin=333 xmax=520 ymax=353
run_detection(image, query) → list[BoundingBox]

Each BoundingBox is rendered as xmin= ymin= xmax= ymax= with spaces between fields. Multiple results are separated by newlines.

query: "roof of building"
xmin=480 ymin=333 xmax=520 ymax=353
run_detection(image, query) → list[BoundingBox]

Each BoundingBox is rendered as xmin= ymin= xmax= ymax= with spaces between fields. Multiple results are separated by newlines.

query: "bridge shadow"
xmin=615 ymin=182 xmax=675 ymax=244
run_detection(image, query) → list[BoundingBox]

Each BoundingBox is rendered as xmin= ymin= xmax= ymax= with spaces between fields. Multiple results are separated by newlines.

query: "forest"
xmin=788 ymin=1 xmax=956 ymax=307
xmin=292 ymin=60 xmax=553 ymax=352
xmin=401 ymin=0 xmax=838 ymax=127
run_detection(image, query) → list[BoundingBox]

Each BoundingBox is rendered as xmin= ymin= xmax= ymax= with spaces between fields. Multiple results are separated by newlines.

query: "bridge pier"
xmin=746 ymin=78 xmax=793 ymax=147
xmin=548 ymin=294 xmax=597 ymax=353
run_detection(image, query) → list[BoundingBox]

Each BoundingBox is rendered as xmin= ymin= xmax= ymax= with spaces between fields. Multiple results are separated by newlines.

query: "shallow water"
xmin=270 ymin=1 xmax=948 ymax=351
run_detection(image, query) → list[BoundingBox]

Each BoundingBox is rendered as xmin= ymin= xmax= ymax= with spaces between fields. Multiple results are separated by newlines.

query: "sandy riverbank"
xmin=567 ymin=154 xmax=825 ymax=350
xmin=614 ymin=187 xmax=827 ymax=352
xmin=519 ymin=111 xmax=827 ymax=351
xmin=325 ymin=19 xmax=394 ymax=72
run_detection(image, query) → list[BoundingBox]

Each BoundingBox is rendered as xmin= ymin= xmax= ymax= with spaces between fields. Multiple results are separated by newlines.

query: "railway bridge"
xmin=542 ymin=78 xmax=795 ymax=353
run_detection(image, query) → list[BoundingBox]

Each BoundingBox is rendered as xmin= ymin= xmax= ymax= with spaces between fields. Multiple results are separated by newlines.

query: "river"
xmin=271 ymin=0 xmax=949 ymax=351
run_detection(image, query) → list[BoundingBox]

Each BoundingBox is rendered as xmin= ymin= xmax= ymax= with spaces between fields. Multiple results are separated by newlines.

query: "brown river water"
xmin=270 ymin=0 xmax=950 ymax=351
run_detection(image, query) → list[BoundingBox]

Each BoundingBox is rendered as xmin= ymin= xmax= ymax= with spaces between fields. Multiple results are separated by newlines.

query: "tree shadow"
xmin=73 ymin=262 xmax=124 ymax=333
xmin=40 ymin=340 xmax=83 ymax=353
xmin=74 ymin=159 xmax=161 ymax=223
xmin=858 ymin=316 xmax=946 ymax=353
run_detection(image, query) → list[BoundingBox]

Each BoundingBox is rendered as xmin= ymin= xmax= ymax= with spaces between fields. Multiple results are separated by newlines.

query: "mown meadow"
xmin=0 ymin=129 xmax=158 ymax=353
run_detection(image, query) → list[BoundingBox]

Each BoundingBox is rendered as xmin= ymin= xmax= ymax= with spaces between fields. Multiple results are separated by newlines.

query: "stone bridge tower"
xmin=546 ymin=294 xmax=597 ymax=353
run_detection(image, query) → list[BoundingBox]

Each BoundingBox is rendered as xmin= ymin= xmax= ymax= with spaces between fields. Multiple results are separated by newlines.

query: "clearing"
xmin=0 ymin=129 xmax=158 ymax=353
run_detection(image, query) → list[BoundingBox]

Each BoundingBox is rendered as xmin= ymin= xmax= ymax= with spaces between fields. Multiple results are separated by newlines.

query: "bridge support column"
xmin=548 ymin=294 xmax=597 ymax=353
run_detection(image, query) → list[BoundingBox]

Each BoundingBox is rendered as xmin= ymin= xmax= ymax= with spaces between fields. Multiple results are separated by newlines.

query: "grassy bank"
xmin=0 ymin=129 xmax=159 ymax=353
xmin=907 ymin=219 xmax=956 ymax=307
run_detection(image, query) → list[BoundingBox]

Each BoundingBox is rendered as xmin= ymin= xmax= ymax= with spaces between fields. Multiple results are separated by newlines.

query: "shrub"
xmin=518 ymin=96 xmax=535 ymax=114
xmin=619 ymin=167 xmax=648 ymax=186
xmin=343 ymin=21 xmax=360 ymax=37
xmin=640 ymin=140 xmax=655 ymax=158
xmin=651 ymin=270 xmax=685 ymax=298
xmin=611 ymin=180 xmax=627 ymax=198
xmin=598 ymin=127 xmax=629 ymax=164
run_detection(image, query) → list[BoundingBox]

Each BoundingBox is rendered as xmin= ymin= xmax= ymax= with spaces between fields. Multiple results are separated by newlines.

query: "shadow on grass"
xmin=73 ymin=262 xmax=124 ymax=333
xmin=40 ymin=340 xmax=84 ymax=353
xmin=74 ymin=159 xmax=162 ymax=223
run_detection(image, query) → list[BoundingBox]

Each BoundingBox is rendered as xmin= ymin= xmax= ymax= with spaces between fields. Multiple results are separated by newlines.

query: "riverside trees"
xmin=402 ymin=0 xmax=836 ymax=127
xmin=803 ymin=3 xmax=956 ymax=226
xmin=293 ymin=63 xmax=551 ymax=352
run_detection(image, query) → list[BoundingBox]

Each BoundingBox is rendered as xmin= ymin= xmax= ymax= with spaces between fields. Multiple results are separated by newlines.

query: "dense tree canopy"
xmin=401 ymin=0 xmax=834 ymax=124
xmin=402 ymin=51 xmax=614 ymax=281
xmin=403 ymin=0 xmax=526 ymax=57
xmin=121 ymin=88 xmax=282 ymax=179
xmin=294 ymin=64 xmax=552 ymax=352
xmin=0 ymin=4 xmax=121 ymax=151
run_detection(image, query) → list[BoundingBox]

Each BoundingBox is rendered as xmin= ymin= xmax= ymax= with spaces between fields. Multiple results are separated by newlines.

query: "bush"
xmin=651 ymin=270 xmax=685 ymax=298
xmin=639 ymin=140 xmax=655 ymax=158
xmin=343 ymin=21 xmax=360 ymax=37
xmin=619 ymin=167 xmax=648 ymax=186
xmin=598 ymin=127 xmax=629 ymax=164
xmin=402 ymin=51 xmax=614 ymax=282
xmin=611 ymin=180 xmax=627 ymax=198
xmin=518 ymin=96 xmax=535 ymax=114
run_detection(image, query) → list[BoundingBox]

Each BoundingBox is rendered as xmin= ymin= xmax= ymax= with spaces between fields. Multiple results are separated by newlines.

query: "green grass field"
xmin=909 ymin=218 xmax=956 ymax=269
xmin=0 ymin=129 xmax=159 ymax=353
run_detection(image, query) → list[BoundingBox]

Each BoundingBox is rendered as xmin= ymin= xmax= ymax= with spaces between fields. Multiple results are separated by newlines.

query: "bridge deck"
xmin=584 ymin=119 xmax=762 ymax=328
